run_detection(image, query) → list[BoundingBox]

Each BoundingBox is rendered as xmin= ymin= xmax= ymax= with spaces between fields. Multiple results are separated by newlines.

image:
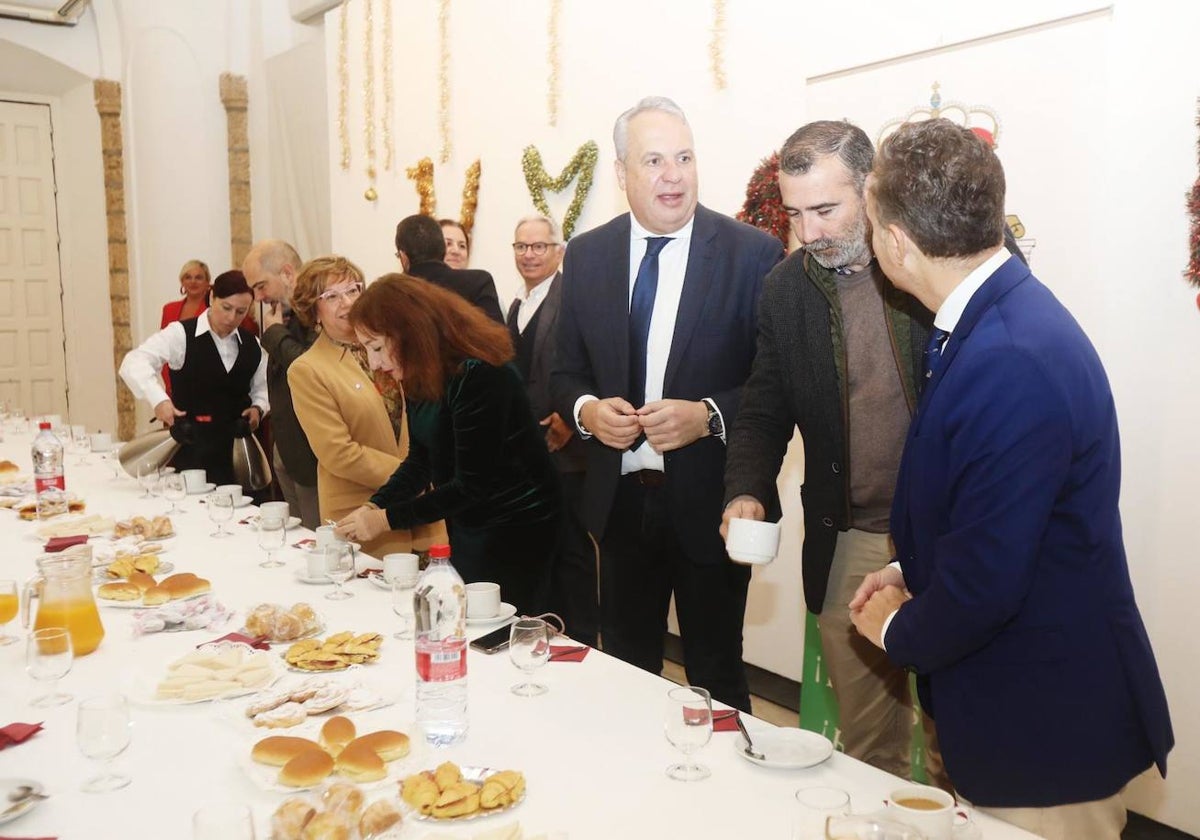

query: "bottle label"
xmin=416 ymin=639 xmax=467 ymax=682
xmin=35 ymin=475 xmax=65 ymax=493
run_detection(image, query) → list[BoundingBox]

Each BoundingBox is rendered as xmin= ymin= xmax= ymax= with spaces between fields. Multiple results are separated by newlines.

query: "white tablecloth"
xmin=0 ymin=429 xmax=1040 ymax=839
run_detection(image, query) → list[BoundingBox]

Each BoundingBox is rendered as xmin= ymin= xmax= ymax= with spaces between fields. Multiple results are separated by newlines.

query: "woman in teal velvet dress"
xmin=335 ymin=274 xmax=563 ymax=617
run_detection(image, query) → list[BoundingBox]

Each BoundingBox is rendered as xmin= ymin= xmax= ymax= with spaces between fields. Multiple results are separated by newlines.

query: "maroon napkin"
xmin=0 ymin=722 xmax=43 ymax=749
xmin=712 ymin=710 xmax=742 ymax=732
xmin=44 ymin=534 xmax=88 ymax=552
xmin=201 ymin=632 xmax=270 ymax=651
xmin=292 ymin=537 xmax=316 ymax=550
xmin=548 ymin=644 xmax=590 ymax=663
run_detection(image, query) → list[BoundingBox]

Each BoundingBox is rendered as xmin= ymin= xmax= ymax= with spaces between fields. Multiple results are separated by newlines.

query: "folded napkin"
xmin=0 ymin=722 xmax=43 ymax=749
xmin=712 ymin=710 xmax=742 ymax=732
xmin=548 ymin=644 xmax=590 ymax=663
xmin=292 ymin=537 xmax=316 ymax=549
xmin=44 ymin=534 xmax=89 ymax=552
xmin=200 ymin=632 xmax=270 ymax=651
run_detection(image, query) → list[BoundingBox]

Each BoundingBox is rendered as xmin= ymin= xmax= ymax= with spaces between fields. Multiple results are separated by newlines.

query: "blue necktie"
xmin=629 ymin=236 xmax=672 ymax=409
xmin=923 ymin=327 xmax=950 ymax=380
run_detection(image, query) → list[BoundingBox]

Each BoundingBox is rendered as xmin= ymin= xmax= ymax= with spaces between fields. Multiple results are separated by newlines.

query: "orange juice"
xmin=0 ymin=593 xmax=17 ymax=624
xmin=34 ymin=598 xmax=104 ymax=656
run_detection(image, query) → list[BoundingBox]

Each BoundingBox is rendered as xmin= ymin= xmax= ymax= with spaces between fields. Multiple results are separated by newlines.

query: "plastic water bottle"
xmin=32 ymin=421 xmax=66 ymax=519
xmin=413 ymin=544 xmax=468 ymax=746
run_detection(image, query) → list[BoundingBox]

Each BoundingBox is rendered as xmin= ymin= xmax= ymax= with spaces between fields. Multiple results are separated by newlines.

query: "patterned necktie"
xmin=923 ymin=327 xmax=951 ymax=380
xmin=628 ymin=236 xmax=672 ymax=410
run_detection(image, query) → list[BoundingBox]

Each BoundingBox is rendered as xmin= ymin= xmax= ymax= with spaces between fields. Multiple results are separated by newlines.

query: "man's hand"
xmin=720 ymin=495 xmax=765 ymax=540
xmin=335 ymin=505 xmax=390 ymax=543
xmin=241 ymin=406 xmax=262 ymax=432
xmin=154 ymin=399 xmax=186 ymax=427
xmin=850 ymin=585 xmax=910 ymax=650
xmin=848 ymin=564 xmax=906 ymax=612
xmin=261 ymin=301 xmax=284 ymax=330
xmin=579 ymin=397 xmax=641 ymax=450
xmin=636 ymin=399 xmax=707 ymax=453
xmin=540 ymin=412 xmax=574 ymax=452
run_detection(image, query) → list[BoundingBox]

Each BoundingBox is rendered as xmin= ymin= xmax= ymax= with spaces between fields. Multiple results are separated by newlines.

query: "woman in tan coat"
xmin=287 ymin=256 xmax=444 ymax=558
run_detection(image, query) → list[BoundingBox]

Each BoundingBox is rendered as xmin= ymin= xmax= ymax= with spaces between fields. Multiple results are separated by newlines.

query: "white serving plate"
xmin=733 ymin=727 xmax=833 ymax=769
xmin=409 ymin=765 xmax=526 ymax=823
xmin=125 ymin=641 xmax=283 ymax=705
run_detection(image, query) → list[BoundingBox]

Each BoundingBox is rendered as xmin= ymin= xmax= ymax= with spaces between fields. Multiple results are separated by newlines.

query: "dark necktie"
xmin=629 ymin=236 xmax=672 ymax=410
xmin=923 ymin=327 xmax=951 ymax=380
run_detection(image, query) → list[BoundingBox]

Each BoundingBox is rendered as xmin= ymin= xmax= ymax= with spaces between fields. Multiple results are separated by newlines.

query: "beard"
xmin=802 ymin=210 xmax=871 ymax=270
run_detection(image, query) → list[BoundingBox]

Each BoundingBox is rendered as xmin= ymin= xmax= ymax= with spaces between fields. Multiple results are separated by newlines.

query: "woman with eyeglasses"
xmin=288 ymin=257 xmax=446 ymax=558
xmin=335 ymin=274 xmax=564 ymax=617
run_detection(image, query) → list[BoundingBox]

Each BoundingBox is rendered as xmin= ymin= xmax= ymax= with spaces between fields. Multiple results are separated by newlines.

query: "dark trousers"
xmin=549 ymin=471 xmax=599 ymax=647
xmin=600 ymin=473 xmax=752 ymax=711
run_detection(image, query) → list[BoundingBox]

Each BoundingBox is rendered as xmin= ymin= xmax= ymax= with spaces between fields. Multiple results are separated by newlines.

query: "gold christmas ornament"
xmin=521 ymin=141 xmax=598 ymax=240
xmin=364 ymin=186 xmax=378 ymax=201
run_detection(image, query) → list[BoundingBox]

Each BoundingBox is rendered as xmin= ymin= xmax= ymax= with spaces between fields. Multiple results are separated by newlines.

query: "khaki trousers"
xmin=978 ymin=791 xmax=1127 ymax=840
xmin=818 ymin=528 xmax=947 ymax=788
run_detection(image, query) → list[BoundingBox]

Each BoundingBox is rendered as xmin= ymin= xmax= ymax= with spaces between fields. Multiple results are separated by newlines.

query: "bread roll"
xmin=358 ymin=800 xmax=401 ymax=837
xmin=251 ymin=735 xmax=322 ymax=766
xmin=319 ymin=715 xmax=356 ymax=754
xmin=141 ymin=585 xmax=170 ymax=606
xmin=279 ymin=747 xmax=335 ymax=788
xmin=301 ymin=811 xmax=350 ymax=840
xmin=322 ymin=782 xmax=364 ymax=818
xmin=350 ymin=730 xmax=410 ymax=762
xmin=127 ymin=570 xmax=157 ymax=593
xmin=161 ymin=573 xmax=211 ymax=600
xmin=270 ymin=798 xmax=316 ymax=840
xmin=334 ymin=741 xmax=386 ymax=782
xmin=97 ymin=581 xmax=141 ymax=601
xmin=0 ymin=459 xmax=19 ymax=473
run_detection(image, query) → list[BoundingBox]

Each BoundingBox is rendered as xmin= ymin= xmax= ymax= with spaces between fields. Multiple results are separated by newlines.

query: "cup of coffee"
xmin=725 ymin=518 xmax=781 ymax=565
xmin=89 ymin=432 xmax=113 ymax=452
xmin=260 ymin=501 xmax=290 ymax=523
xmin=886 ymin=785 xmax=963 ymax=840
xmin=216 ymin=484 xmax=243 ymax=506
xmin=314 ymin=525 xmax=339 ymax=548
xmin=181 ymin=469 xmax=208 ymax=492
xmin=382 ymin=553 xmax=419 ymax=585
xmin=465 ymin=582 xmax=501 ymax=619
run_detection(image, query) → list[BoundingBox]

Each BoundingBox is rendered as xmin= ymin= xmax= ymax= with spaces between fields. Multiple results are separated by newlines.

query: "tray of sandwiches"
xmin=402 ymin=762 xmax=526 ymax=822
xmin=30 ymin=511 xmax=112 ymax=539
xmin=127 ymin=640 xmax=283 ymax=705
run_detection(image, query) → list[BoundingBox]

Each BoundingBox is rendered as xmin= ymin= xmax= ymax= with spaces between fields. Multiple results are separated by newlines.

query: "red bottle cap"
xmin=38 ymin=422 xmax=51 ymax=430
xmin=428 ymin=544 xmax=451 ymax=559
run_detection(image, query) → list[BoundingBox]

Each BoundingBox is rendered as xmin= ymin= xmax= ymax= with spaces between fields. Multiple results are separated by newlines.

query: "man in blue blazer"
xmin=850 ymin=119 xmax=1172 ymax=838
xmin=552 ymin=96 xmax=783 ymax=711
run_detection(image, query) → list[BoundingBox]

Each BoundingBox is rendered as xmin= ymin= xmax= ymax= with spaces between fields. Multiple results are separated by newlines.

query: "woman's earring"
xmin=180 ymin=286 xmax=186 ymax=295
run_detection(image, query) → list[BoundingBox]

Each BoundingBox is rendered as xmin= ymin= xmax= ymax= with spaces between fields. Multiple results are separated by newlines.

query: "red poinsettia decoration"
xmin=737 ymin=152 xmax=790 ymax=251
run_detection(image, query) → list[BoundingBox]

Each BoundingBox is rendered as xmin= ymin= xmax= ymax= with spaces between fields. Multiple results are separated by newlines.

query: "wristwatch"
xmin=703 ymin=398 xmax=723 ymax=438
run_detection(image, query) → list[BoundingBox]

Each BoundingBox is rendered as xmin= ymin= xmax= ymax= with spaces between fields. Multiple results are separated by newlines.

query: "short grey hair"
xmin=514 ymin=214 xmax=564 ymax=245
xmin=779 ymin=120 xmax=874 ymax=191
xmin=613 ymin=96 xmax=689 ymax=161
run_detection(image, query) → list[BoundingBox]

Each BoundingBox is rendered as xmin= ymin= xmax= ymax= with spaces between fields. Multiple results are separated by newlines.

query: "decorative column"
xmin=93 ymin=79 xmax=135 ymax=443
xmin=219 ymin=74 xmax=252 ymax=268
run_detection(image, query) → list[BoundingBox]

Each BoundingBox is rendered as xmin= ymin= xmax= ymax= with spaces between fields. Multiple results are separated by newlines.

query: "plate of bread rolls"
xmin=402 ymin=762 xmax=526 ymax=822
xmin=96 ymin=571 xmax=210 ymax=608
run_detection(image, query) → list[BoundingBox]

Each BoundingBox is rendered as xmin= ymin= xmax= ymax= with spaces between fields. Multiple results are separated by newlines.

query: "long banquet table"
xmin=0 ymin=427 xmax=1041 ymax=839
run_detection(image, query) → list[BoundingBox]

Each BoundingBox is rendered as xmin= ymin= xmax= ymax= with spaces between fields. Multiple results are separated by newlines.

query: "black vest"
xmin=171 ymin=317 xmax=260 ymax=429
xmin=507 ymin=301 xmax=542 ymax=383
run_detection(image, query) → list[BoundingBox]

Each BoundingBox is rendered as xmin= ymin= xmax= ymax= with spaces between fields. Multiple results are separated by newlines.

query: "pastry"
xmin=321 ymin=782 xmax=364 ymax=818
xmin=431 ymin=780 xmax=481 ymax=819
xmin=433 ymin=760 xmax=461 ymax=791
xmin=97 ymin=581 xmax=141 ymax=601
xmin=303 ymin=685 xmax=350 ymax=715
xmin=253 ymin=701 xmax=308 ymax=729
xmin=274 ymin=612 xmax=305 ymax=641
xmin=288 ymin=675 xmax=330 ymax=703
xmin=334 ymin=741 xmax=386 ymax=783
xmin=251 ymin=735 xmax=323 ymax=766
xmin=279 ymin=747 xmax=335 ymax=787
xmin=351 ymin=730 xmax=410 ymax=762
xmin=244 ymin=687 xmax=292 ymax=717
xmin=358 ymin=800 xmax=401 ymax=837
xmin=300 ymin=812 xmax=350 ymax=840
xmin=245 ymin=604 xmax=276 ymax=637
xmin=319 ymin=715 xmax=356 ymax=754
xmin=401 ymin=772 xmax=439 ymax=813
xmin=131 ymin=553 xmax=161 ymax=575
xmin=271 ymin=798 xmax=316 ymax=840
xmin=479 ymin=770 xmax=526 ymax=810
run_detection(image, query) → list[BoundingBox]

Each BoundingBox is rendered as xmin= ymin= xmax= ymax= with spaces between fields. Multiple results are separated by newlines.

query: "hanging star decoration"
xmin=521 ymin=141 xmax=598 ymax=241
xmin=736 ymin=152 xmax=789 ymax=250
xmin=405 ymin=157 xmax=483 ymax=235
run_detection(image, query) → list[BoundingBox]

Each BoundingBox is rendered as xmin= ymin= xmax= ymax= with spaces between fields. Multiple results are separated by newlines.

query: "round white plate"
xmin=231 ymin=497 xmax=254 ymax=509
xmin=294 ymin=538 xmax=362 ymax=552
xmin=125 ymin=642 xmax=284 ymax=705
xmin=187 ymin=482 xmax=217 ymax=495
xmin=733 ymin=728 xmax=833 ymax=769
xmin=0 ymin=777 xmax=45 ymax=825
xmin=293 ymin=570 xmax=333 ymax=585
xmin=465 ymin=602 xmax=517 ymax=626
xmin=366 ymin=571 xmax=419 ymax=591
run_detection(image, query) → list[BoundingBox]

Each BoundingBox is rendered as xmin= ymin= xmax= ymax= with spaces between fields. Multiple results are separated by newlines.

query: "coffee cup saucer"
xmin=465 ymin=603 xmax=517 ymax=626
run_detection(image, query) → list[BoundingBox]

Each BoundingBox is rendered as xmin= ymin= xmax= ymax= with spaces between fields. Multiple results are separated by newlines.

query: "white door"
xmin=0 ymin=100 xmax=67 ymax=418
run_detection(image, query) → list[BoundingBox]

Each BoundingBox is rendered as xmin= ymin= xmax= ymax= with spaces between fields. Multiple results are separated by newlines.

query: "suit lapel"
xmin=663 ymin=205 xmax=716 ymax=393
xmin=530 ymin=272 xmax=561 ymax=367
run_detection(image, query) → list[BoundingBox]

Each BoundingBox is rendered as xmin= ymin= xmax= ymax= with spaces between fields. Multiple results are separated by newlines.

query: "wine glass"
xmin=323 ymin=544 xmax=354 ymax=600
xmin=162 ymin=472 xmax=187 ymax=514
xmin=664 ymin=685 xmax=712 ymax=781
xmin=0 ymin=579 xmax=17 ymax=646
xmin=26 ymin=627 xmax=73 ymax=707
xmin=257 ymin=512 xmax=287 ymax=568
xmin=70 ymin=424 xmax=90 ymax=465
xmin=793 ymin=787 xmax=851 ymax=840
xmin=77 ymin=693 xmax=132 ymax=792
xmin=136 ymin=462 xmax=159 ymax=498
xmin=509 ymin=617 xmax=551 ymax=696
xmin=207 ymin=491 xmax=234 ymax=537
xmin=192 ymin=803 xmax=256 ymax=840
xmin=391 ymin=576 xmax=414 ymax=640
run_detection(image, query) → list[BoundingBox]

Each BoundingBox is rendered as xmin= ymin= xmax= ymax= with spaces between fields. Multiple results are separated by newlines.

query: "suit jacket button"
xmin=831 ymin=462 xmax=841 ymax=474
xmin=821 ymin=517 xmax=834 ymax=527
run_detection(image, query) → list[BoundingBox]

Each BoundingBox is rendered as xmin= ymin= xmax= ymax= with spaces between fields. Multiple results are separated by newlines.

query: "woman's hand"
xmin=335 ymin=505 xmax=390 ymax=543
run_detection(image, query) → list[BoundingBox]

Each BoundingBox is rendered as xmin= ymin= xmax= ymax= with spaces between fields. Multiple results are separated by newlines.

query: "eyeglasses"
xmin=512 ymin=242 xmax=559 ymax=256
xmin=317 ymin=282 xmax=364 ymax=303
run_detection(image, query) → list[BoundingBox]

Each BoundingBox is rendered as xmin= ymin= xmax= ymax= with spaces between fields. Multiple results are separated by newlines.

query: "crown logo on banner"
xmin=876 ymin=82 xmax=1002 ymax=148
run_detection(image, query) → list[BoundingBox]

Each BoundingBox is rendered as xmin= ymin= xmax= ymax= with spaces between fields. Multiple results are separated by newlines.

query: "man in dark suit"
xmin=721 ymin=121 xmax=943 ymax=783
xmin=553 ymin=96 xmax=783 ymax=711
xmin=394 ymin=214 xmax=504 ymax=323
xmin=851 ymin=119 xmax=1172 ymax=838
xmin=507 ymin=214 xmax=596 ymax=645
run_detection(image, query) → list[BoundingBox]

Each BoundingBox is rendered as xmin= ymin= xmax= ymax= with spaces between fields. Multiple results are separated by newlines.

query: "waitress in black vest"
xmin=120 ymin=270 xmax=269 ymax=486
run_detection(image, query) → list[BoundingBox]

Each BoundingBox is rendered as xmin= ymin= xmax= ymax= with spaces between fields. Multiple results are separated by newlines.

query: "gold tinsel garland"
xmin=404 ymin=157 xmax=482 ymax=236
xmin=382 ymin=0 xmax=394 ymax=173
xmin=521 ymin=141 xmax=598 ymax=240
xmin=363 ymin=0 xmax=377 ymax=200
xmin=437 ymin=0 xmax=452 ymax=163
xmin=459 ymin=159 xmax=481 ymax=235
xmin=337 ymin=0 xmax=350 ymax=170
xmin=710 ymin=0 xmax=727 ymax=90
xmin=547 ymin=0 xmax=561 ymax=127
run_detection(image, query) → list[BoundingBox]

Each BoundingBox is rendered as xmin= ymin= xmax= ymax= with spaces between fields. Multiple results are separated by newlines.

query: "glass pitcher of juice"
xmin=22 ymin=545 xmax=105 ymax=656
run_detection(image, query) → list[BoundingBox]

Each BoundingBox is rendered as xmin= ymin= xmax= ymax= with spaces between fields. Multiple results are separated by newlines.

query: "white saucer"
xmin=0 ymin=777 xmax=45 ymax=825
xmin=293 ymin=570 xmax=333 ymax=585
xmin=231 ymin=497 xmax=254 ymax=509
xmin=366 ymin=571 xmax=418 ymax=591
xmin=246 ymin=514 xmax=302 ymax=530
xmin=465 ymin=602 xmax=517 ymax=626
xmin=733 ymin=728 xmax=833 ymax=769
xmin=187 ymin=482 xmax=217 ymax=495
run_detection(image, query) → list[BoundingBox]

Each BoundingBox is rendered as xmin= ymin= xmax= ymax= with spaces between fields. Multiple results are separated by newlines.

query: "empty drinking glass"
xmin=664 ymin=685 xmax=712 ymax=781
xmin=137 ymin=462 xmax=159 ymax=498
xmin=77 ymin=693 xmax=132 ymax=792
xmin=793 ymin=787 xmax=851 ymax=840
xmin=162 ymin=472 xmax=187 ymax=515
xmin=208 ymin=491 xmax=234 ymax=538
xmin=509 ymin=617 xmax=551 ymax=696
xmin=0 ymin=579 xmax=17 ymax=646
xmin=70 ymin=424 xmax=90 ymax=465
xmin=257 ymin=513 xmax=287 ymax=568
xmin=323 ymin=545 xmax=354 ymax=600
xmin=391 ymin=576 xmax=414 ymax=639
xmin=26 ymin=626 xmax=73 ymax=707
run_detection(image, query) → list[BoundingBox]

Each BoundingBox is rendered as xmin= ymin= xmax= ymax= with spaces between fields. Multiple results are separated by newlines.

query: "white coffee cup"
xmin=886 ymin=785 xmax=962 ymax=840
xmin=181 ymin=469 xmax=208 ymax=492
xmin=89 ymin=432 xmax=113 ymax=452
xmin=465 ymin=581 xmax=501 ymax=619
xmin=216 ymin=483 xmax=243 ymax=505
xmin=382 ymin=552 xmax=419 ymax=584
xmin=314 ymin=525 xmax=339 ymax=548
xmin=304 ymin=547 xmax=328 ymax=579
xmin=260 ymin=501 xmax=290 ymax=522
xmin=725 ymin=517 xmax=781 ymax=565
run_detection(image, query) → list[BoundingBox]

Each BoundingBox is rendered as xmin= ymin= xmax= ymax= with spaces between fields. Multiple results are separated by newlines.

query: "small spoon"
xmin=735 ymin=713 xmax=765 ymax=761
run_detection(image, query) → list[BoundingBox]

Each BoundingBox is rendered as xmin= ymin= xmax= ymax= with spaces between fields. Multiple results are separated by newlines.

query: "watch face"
xmin=707 ymin=409 xmax=722 ymax=436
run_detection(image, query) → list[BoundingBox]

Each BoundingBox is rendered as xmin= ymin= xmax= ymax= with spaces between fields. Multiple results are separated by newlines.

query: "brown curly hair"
xmin=291 ymin=255 xmax=366 ymax=328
